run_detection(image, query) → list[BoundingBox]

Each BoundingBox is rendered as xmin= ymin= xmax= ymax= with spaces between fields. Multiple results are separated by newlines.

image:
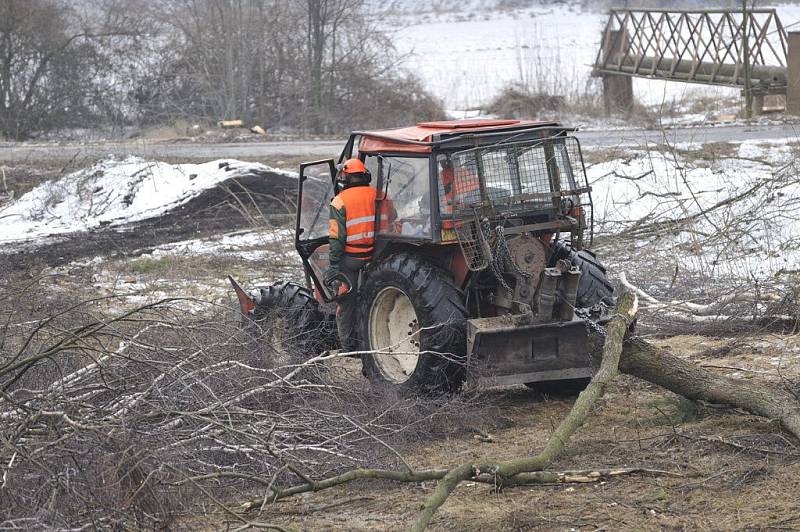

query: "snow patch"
xmin=0 ymin=157 xmax=297 ymax=246
xmin=586 ymin=138 xmax=800 ymax=282
xmin=142 ymin=229 xmax=295 ymax=263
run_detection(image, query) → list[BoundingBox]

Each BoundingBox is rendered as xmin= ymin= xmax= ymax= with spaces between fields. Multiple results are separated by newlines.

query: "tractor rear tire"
xmin=358 ymin=254 xmax=467 ymax=394
xmin=571 ymin=249 xmax=614 ymax=308
xmin=244 ymin=281 xmax=337 ymax=366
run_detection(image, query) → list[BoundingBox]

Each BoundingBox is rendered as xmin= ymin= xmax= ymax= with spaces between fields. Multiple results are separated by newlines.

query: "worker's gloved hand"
xmin=323 ymin=269 xmax=350 ymax=300
xmin=323 ymin=268 xmax=339 ymax=288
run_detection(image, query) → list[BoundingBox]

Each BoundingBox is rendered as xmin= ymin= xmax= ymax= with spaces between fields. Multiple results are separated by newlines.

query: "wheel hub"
xmin=368 ymin=287 xmax=421 ymax=384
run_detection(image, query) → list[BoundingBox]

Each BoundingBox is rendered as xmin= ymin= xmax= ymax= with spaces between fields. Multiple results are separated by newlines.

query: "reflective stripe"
xmin=345 ymin=250 xmax=372 ymax=260
xmin=346 ymin=231 xmax=374 ymax=242
xmin=345 ymin=215 xmax=375 ymax=227
xmin=345 ymin=214 xmax=388 ymax=227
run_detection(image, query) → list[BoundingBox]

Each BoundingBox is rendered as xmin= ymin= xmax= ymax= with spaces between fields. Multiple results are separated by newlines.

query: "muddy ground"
xmin=2 ymin=152 xmax=800 ymax=531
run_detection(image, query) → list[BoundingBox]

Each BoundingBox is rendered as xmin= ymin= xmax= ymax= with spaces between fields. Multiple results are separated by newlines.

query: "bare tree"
xmin=146 ymin=0 xmax=443 ymax=134
xmin=0 ymin=0 xmax=149 ymax=139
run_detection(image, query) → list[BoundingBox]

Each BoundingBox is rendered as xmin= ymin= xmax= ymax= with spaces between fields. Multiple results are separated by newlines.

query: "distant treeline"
xmin=0 ymin=0 xmax=445 ymax=140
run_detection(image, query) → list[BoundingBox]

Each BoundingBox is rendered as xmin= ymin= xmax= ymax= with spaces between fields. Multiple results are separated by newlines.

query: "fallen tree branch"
xmin=238 ymin=292 xmax=638 ymax=527
xmin=620 ymin=271 xmax=745 ymax=316
xmin=483 ymin=466 xmax=688 ymax=486
xmin=239 ymin=467 xmax=450 ymax=510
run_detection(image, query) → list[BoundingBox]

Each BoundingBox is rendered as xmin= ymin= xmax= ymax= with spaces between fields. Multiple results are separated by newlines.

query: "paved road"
xmin=0 ymin=139 xmax=346 ymax=163
xmin=3 ymin=123 xmax=800 ymax=163
xmin=578 ymin=122 xmax=800 ymax=147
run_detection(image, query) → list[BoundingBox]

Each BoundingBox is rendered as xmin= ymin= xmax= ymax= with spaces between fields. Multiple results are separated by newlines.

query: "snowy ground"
xmin=588 ymin=138 xmax=800 ymax=285
xmin=0 ymin=157 xmax=296 ymax=246
xmin=5 ymin=136 xmax=799 ymax=315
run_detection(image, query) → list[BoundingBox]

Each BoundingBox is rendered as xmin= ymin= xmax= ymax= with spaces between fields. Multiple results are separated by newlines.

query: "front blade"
xmin=228 ymin=275 xmax=256 ymax=315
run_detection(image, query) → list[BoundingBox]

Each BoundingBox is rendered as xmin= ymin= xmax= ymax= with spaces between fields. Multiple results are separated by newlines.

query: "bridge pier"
xmin=601 ymin=30 xmax=634 ymax=116
xmin=787 ymin=32 xmax=800 ymax=115
xmin=752 ymin=94 xmax=765 ymax=116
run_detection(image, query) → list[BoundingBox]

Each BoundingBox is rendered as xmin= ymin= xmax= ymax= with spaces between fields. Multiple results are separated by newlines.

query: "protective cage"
xmin=448 ymin=136 xmax=591 ymax=217
xmin=453 ymin=216 xmax=491 ymax=271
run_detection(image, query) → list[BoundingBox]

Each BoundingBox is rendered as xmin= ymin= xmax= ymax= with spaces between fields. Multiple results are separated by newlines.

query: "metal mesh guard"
xmin=449 ymin=136 xmax=587 ymax=215
xmin=454 ymin=217 xmax=489 ymax=271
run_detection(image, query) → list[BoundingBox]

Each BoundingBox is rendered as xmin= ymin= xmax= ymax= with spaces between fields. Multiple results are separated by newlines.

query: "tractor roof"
xmin=356 ymin=118 xmax=564 ymax=154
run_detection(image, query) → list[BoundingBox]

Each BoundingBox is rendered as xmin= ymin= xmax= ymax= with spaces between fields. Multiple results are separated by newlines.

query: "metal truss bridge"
xmin=593 ymin=8 xmax=792 ymax=113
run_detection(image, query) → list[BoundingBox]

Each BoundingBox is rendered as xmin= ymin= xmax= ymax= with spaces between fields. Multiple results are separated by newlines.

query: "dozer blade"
xmin=228 ymin=275 xmax=256 ymax=315
xmin=466 ymin=314 xmax=595 ymax=387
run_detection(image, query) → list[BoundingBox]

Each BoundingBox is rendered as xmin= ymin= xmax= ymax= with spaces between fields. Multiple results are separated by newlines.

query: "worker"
xmin=323 ymin=158 xmax=377 ymax=353
xmin=440 ymin=156 xmax=481 ymax=232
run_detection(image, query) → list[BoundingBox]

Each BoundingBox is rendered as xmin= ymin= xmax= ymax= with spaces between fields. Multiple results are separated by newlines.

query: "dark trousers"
xmin=336 ymin=255 xmax=366 ymax=353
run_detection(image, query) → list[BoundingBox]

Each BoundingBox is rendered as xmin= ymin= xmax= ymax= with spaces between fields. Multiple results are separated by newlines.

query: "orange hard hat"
xmin=341 ymin=158 xmax=367 ymax=175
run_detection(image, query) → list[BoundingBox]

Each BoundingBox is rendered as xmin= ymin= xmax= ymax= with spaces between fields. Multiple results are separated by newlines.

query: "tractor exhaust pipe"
xmin=558 ymin=267 xmax=581 ymax=321
xmin=537 ymin=267 xmax=560 ymax=321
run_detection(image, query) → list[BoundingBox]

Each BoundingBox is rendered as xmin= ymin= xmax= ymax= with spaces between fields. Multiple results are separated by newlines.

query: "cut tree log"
xmin=613 ymin=337 xmax=800 ymax=440
xmin=218 ymin=119 xmax=244 ymax=128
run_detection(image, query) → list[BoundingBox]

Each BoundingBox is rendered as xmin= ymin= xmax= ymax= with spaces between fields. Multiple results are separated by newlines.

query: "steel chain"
xmin=576 ymin=307 xmax=609 ymax=338
xmin=482 ymin=222 xmax=512 ymax=293
xmin=495 ymin=226 xmax=532 ymax=280
xmin=483 ymin=223 xmax=534 ymax=294
xmin=572 ymin=296 xmax=640 ymax=341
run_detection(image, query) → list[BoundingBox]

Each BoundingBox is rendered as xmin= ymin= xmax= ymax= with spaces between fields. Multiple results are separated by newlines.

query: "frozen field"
xmin=5 ymin=135 xmax=800 ymax=310
xmin=384 ymin=2 xmax=800 ymax=111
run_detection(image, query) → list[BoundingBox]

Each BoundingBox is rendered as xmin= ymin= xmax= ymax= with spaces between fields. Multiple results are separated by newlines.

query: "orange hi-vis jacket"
xmin=329 ymin=185 xmax=378 ymax=264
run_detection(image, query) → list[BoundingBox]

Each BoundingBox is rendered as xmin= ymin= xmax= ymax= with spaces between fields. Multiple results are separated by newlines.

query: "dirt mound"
xmin=3 ymin=160 xmax=298 ymax=271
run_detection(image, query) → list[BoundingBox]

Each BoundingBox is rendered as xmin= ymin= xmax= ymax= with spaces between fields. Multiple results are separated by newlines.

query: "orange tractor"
xmin=231 ymin=119 xmax=614 ymax=393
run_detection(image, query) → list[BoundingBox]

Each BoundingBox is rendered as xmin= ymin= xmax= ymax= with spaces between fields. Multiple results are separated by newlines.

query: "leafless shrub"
xmin=0 ymin=0 xmax=152 ymax=140
xmin=492 ymin=21 xmax=609 ymax=117
xmin=0 ymin=277 xmax=490 ymax=529
xmin=486 ymin=83 xmax=565 ymax=118
xmin=591 ymin=133 xmax=800 ymax=334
